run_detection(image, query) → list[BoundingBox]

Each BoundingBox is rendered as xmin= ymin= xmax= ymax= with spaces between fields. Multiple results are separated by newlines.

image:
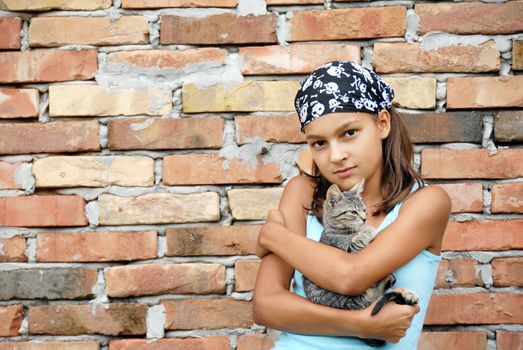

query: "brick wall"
xmin=0 ymin=1 xmax=522 ymax=349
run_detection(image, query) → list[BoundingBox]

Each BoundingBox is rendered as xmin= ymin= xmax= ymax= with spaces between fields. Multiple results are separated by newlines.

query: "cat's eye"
xmin=351 ymin=210 xmax=358 ymax=215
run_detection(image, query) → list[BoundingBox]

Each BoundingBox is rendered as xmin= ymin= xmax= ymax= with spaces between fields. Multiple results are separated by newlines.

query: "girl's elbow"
xmin=337 ymin=271 xmax=367 ymax=296
xmin=252 ymin=293 xmax=271 ymax=326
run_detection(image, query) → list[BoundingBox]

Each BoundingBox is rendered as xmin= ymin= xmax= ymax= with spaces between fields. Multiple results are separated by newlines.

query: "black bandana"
xmin=294 ymin=61 xmax=394 ymax=131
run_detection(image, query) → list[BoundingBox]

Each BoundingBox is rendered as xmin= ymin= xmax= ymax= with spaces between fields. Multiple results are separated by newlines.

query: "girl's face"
xmin=304 ymin=111 xmax=391 ymax=192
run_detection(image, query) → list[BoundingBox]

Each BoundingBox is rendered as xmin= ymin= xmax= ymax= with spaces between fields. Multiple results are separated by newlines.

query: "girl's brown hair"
xmin=307 ymin=107 xmax=424 ymax=221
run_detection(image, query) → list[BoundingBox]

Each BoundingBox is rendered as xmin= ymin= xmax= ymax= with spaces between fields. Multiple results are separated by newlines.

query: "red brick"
xmin=1 ymin=0 xmax=111 ymax=10
xmin=0 ymin=120 xmax=99 ymax=155
xmin=0 ymin=17 xmax=21 ymax=49
xmin=491 ymin=183 xmax=523 ymax=214
xmin=0 ymin=342 xmax=99 ymax=350
xmin=0 ymin=236 xmax=27 ymax=262
xmin=105 ymin=263 xmax=225 ymax=297
xmin=421 ymin=149 xmax=523 ymax=179
xmin=495 ymin=111 xmax=523 ymax=142
xmin=160 ymin=13 xmax=277 ymax=45
xmin=0 ymin=195 xmax=87 ymax=227
xmin=289 ymin=7 xmax=406 ymax=41
xmin=109 ymin=337 xmax=230 ymax=350
xmin=435 ymin=259 xmax=483 ymax=289
xmin=235 ymin=115 xmax=305 ymax=145
xmin=0 ymin=88 xmax=39 ymax=118
xmin=29 ymin=304 xmax=147 ymax=335
xmin=163 ymin=154 xmax=281 ymax=185
xmin=122 ymin=0 xmax=235 ymax=7
xmin=373 ymin=42 xmax=499 ymax=73
xmin=107 ymin=48 xmax=227 ymax=68
xmin=425 ymin=293 xmax=523 ymax=324
xmin=237 ymin=334 xmax=275 ymax=350
xmin=447 ymin=76 xmax=523 ymax=109
xmin=418 ymin=332 xmax=487 ymax=350
xmin=417 ymin=2 xmax=523 ymax=35
xmin=29 ymin=16 xmax=148 ymax=47
xmin=240 ymin=43 xmax=360 ymax=75
xmin=0 ymin=161 xmax=25 ymax=190
xmin=235 ymin=260 xmax=260 ymax=292
xmin=0 ymin=49 xmax=97 ymax=83
xmin=36 ymin=231 xmax=157 ymax=262
xmin=497 ymin=332 xmax=523 ymax=350
xmin=435 ymin=183 xmax=483 ymax=213
xmin=107 ymin=117 xmax=223 ymax=150
xmin=166 ymin=225 xmax=260 ymax=256
xmin=162 ymin=298 xmax=252 ymax=330
xmin=492 ymin=257 xmax=523 ymax=287
xmin=443 ymin=220 xmax=523 ymax=251
xmin=0 ymin=305 xmax=23 ymax=337
xmin=403 ymin=112 xmax=483 ymax=144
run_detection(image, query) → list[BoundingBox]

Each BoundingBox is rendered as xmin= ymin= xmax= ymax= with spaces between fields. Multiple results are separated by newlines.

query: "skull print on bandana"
xmin=294 ymin=61 xmax=394 ymax=132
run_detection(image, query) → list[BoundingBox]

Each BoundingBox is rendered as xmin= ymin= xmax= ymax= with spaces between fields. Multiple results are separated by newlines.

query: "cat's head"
xmin=323 ymin=179 xmax=367 ymax=230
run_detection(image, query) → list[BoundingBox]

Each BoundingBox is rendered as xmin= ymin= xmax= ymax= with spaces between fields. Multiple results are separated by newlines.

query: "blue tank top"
xmin=272 ymin=183 xmax=441 ymax=349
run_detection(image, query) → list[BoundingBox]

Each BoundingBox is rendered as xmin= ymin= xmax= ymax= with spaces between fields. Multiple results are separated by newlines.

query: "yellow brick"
xmin=33 ymin=156 xmax=154 ymax=187
xmin=183 ymin=81 xmax=300 ymax=113
xmin=384 ymin=77 xmax=437 ymax=109
xmin=99 ymin=193 xmax=220 ymax=225
xmin=49 ymin=85 xmax=172 ymax=116
xmin=227 ymin=188 xmax=283 ymax=220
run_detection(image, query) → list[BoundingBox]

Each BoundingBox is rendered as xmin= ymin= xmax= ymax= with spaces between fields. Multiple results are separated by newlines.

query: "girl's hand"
xmin=256 ymin=209 xmax=286 ymax=258
xmin=360 ymin=288 xmax=420 ymax=343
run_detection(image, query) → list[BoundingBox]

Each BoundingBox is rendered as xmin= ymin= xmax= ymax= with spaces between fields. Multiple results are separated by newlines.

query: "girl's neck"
xmin=361 ymin=172 xmax=384 ymax=215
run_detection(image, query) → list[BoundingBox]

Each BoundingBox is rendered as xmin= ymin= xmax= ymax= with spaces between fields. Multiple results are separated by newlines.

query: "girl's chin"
xmin=331 ymin=177 xmax=363 ymax=192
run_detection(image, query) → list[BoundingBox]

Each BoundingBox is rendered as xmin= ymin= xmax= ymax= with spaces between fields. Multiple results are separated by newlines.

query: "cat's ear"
xmin=326 ymin=184 xmax=343 ymax=202
xmin=349 ymin=178 xmax=365 ymax=195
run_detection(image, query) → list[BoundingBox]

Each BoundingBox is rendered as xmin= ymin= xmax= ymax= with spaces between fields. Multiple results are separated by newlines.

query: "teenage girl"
xmin=253 ymin=61 xmax=451 ymax=349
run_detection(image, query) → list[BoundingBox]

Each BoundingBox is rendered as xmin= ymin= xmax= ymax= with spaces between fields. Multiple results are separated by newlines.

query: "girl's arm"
xmin=253 ymin=252 xmax=418 ymax=341
xmin=253 ymin=175 xmax=419 ymax=341
xmin=258 ymin=177 xmax=451 ymax=296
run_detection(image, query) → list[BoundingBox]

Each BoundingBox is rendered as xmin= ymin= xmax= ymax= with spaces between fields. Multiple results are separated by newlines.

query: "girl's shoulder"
xmin=405 ymin=184 xmax=451 ymax=213
xmin=282 ymin=175 xmax=316 ymax=211
xmin=399 ymin=184 xmax=451 ymax=235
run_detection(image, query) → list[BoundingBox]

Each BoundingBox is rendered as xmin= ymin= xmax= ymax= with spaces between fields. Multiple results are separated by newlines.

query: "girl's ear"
xmin=377 ymin=109 xmax=391 ymax=139
xmin=295 ymin=149 xmax=314 ymax=176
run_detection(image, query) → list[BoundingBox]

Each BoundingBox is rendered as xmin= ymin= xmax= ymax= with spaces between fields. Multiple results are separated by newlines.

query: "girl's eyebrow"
xmin=305 ymin=120 xmax=358 ymax=140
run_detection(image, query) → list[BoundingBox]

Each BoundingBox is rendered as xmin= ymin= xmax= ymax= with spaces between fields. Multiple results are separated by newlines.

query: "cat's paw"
xmin=350 ymin=231 xmax=374 ymax=251
xmin=402 ymin=290 xmax=419 ymax=305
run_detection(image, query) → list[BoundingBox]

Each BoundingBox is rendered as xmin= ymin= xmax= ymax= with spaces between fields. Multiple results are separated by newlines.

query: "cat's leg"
xmin=370 ymin=289 xmax=419 ymax=316
xmin=349 ymin=225 xmax=377 ymax=252
xmin=377 ymin=274 xmax=395 ymax=293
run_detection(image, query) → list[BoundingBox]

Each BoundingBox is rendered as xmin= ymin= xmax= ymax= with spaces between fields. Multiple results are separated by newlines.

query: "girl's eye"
xmin=312 ymin=140 xmax=325 ymax=148
xmin=345 ymin=129 xmax=357 ymax=137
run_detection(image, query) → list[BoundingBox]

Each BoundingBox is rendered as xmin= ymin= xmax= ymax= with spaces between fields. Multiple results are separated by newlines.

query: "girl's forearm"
xmin=254 ymin=286 xmax=369 ymax=338
xmin=260 ymin=222 xmax=358 ymax=295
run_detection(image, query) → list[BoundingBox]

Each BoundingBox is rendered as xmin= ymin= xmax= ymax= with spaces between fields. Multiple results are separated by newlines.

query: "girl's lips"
xmin=335 ymin=166 xmax=357 ymax=178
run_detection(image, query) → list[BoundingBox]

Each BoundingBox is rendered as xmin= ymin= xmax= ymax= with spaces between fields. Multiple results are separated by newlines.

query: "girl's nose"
xmin=329 ymin=142 xmax=348 ymax=163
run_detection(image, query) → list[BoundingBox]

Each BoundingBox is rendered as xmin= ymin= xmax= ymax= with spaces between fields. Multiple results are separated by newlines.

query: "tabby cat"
xmin=302 ymin=179 xmax=419 ymax=347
